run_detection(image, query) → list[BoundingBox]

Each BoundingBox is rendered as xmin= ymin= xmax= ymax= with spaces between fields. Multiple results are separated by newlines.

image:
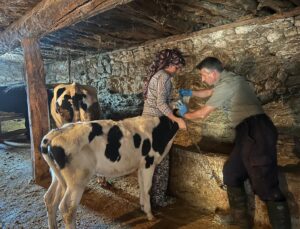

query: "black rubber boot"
xmin=266 ymin=200 xmax=291 ymax=229
xmin=214 ymin=186 xmax=251 ymax=228
xmin=227 ymin=186 xmax=251 ymax=229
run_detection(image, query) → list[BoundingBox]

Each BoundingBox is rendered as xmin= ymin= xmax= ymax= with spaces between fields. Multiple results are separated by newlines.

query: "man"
xmin=177 ymin=57 xmax=291 ymax=228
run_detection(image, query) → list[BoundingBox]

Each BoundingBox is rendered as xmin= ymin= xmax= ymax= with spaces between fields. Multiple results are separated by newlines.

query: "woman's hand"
xmin=176 ymin=118 xmax=187 ymax=130
xmin=167 ymin=112 xmax=187 ymax=130
xmin=176 ymin=101 xmax=188 ymax=117
xmin=179 ymin=89 xmax=192 ymax=97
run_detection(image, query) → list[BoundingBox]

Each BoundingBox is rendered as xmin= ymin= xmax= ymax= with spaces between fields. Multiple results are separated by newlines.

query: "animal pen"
xmin=0 ymin=0 xmax=300 ymax=228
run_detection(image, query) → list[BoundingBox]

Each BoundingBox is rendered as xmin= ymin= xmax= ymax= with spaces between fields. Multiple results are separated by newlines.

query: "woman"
xmin=143 ymin=48 xmax=186 ymax=208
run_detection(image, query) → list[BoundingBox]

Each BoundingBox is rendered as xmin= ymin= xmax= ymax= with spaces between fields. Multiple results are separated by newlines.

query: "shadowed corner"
xmin=278 ymin=163 xmax=300 ymax=221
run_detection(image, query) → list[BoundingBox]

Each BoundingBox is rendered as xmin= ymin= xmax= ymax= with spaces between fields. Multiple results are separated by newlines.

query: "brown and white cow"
xmin=51 ymin=83 xmax=101 ymax=128
xmin=40 ymin=115 xmax=179 ymax=229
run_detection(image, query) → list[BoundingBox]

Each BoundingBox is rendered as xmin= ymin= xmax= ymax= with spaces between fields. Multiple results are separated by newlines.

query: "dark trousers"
xmin=223 ymin=114 xmax=285 ymax=201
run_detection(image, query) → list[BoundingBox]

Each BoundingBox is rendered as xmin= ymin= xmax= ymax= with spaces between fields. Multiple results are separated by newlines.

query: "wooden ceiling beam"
xmin=0 ymin=0 xmax=133 ymax=55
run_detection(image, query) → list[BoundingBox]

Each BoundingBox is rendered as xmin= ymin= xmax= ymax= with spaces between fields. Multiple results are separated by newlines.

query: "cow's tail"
xmin=40 ymin=131 xmax=67 ymax=190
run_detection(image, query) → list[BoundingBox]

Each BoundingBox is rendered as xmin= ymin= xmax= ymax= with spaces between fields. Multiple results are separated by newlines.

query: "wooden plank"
xmin=0 ymin=112 xmax=24 ymax=135
xmin=21 ymin=38 xmax=50 ymax=186
xmin=0 ymin=0 xmax=133 ymax=55
xmin=0 ymin=129 xmax=27 ymax=140
xmin=0 ymin=112 xmax=24 ymax=121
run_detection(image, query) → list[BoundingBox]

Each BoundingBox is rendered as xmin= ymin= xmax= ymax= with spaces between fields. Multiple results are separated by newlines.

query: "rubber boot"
xmin=215 ymin=186 xmax=251 ymax=228
xmin=266 ymin=200 xmax=291 ymax=229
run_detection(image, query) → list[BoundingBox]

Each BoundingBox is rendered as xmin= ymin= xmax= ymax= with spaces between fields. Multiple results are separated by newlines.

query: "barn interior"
xmin=1 ymin=0 xmax=300 ymax=228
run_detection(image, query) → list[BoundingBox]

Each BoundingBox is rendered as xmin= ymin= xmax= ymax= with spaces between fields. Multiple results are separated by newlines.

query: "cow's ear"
xmin=56 ymin=87 xmax=66 ymax=99
xmin=55 ymin=102 xmax=60 ymax=113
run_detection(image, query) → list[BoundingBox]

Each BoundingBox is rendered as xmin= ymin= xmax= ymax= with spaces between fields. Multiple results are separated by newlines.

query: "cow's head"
xmin=51 ymin=83 xmax=101 ymax=127
xmin=54 ymin=84 xmax=76 ymax=123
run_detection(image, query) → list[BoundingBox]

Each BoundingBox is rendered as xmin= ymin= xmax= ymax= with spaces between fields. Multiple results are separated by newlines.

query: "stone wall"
xmin=0 ymin=60 xmax=24 ymax=86
xmin=45 ymin=13 xmax=300 ymax=145
xmin=45 ymin=53 xmax=145 ymax=120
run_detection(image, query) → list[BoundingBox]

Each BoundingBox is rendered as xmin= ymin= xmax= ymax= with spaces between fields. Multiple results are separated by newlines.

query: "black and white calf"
xmin=51 ymin=83 xmax=101 ymax=128
xmin=40 ymin=115 xmax=179 ymax=229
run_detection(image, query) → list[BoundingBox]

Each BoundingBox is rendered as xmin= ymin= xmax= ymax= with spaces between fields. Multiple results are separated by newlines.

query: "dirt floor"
xmin=0 ymin=141 xmax=237 ymax=229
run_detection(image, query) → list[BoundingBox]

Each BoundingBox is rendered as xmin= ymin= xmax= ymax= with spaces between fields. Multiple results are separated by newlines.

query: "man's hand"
xmin=179 ymin=89 xmax=192 ymax=97
xmin=176 ymin=100 xmax=188 ymax=117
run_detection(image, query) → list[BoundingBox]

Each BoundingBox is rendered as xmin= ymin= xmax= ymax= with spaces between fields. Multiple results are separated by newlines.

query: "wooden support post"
xmin=22 ymin=38 xmax=50 ymax=186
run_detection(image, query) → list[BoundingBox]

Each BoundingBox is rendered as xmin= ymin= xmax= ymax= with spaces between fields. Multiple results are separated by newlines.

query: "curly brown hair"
xmin=143 ymin=48 xmax=185 ymax=98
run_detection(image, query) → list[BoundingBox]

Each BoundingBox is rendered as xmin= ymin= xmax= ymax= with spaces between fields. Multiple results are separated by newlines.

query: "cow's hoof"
xmin=147 ymin=213 xmax=155 ymax=221
xmin=97 ymin=178 xmax=113 ymax=189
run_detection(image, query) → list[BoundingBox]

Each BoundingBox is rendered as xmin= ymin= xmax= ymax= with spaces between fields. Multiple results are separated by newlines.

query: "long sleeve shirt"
xmin=142 ymin=70 xmax=173 ymax=117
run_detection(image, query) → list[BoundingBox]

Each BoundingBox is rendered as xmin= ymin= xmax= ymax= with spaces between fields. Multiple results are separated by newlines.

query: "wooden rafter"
xmin=0 ymin=0 xmax=133 ymax=55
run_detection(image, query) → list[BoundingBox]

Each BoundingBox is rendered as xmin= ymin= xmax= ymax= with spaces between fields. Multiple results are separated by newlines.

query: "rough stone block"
xmin=169 ymin=147 xmax=228 ymax=212
xmin=214 ymin=39 xmax=227 ymax=48
xmin=169 ymin=146 xmax=300 ymax=227
xmin=294 ymin=15 xmax=300 ymax=27
xmin=209 ymin=30 xmax=225 ymax=40
xmin=284 ymin=27 xmax=298 ymax=37
xmin=266 ymin=31 xmax=283 ymax=42
xmin=248 ymin=37 xmax=268 ymax=47
xmin=235 ymin=24 xmax=256 ymax=34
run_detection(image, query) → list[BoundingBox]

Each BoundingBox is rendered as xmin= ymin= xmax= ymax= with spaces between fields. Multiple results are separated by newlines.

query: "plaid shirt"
xmin=142 ymin=70 xmax=173 ymax=117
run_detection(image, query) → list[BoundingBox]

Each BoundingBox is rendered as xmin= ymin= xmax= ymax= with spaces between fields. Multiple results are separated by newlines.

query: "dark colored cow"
xmin=0 ymin=84 xmax=53 ymax=139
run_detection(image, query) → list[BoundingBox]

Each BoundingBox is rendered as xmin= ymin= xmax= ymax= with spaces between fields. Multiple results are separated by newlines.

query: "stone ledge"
xmin=169 ymin=146 xmax=300 ymax=227
xmin=174 ymin=130 xmax=300 ymax=165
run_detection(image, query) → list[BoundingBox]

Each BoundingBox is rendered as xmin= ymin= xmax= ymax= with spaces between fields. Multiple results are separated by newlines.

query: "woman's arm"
xmin=156 ymin=73 xmax=173 ymax=116
xmin=167 ymin=112 xmax=187 ymax=130
xmin=156 ymin=72 xmax=187 ymax=129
